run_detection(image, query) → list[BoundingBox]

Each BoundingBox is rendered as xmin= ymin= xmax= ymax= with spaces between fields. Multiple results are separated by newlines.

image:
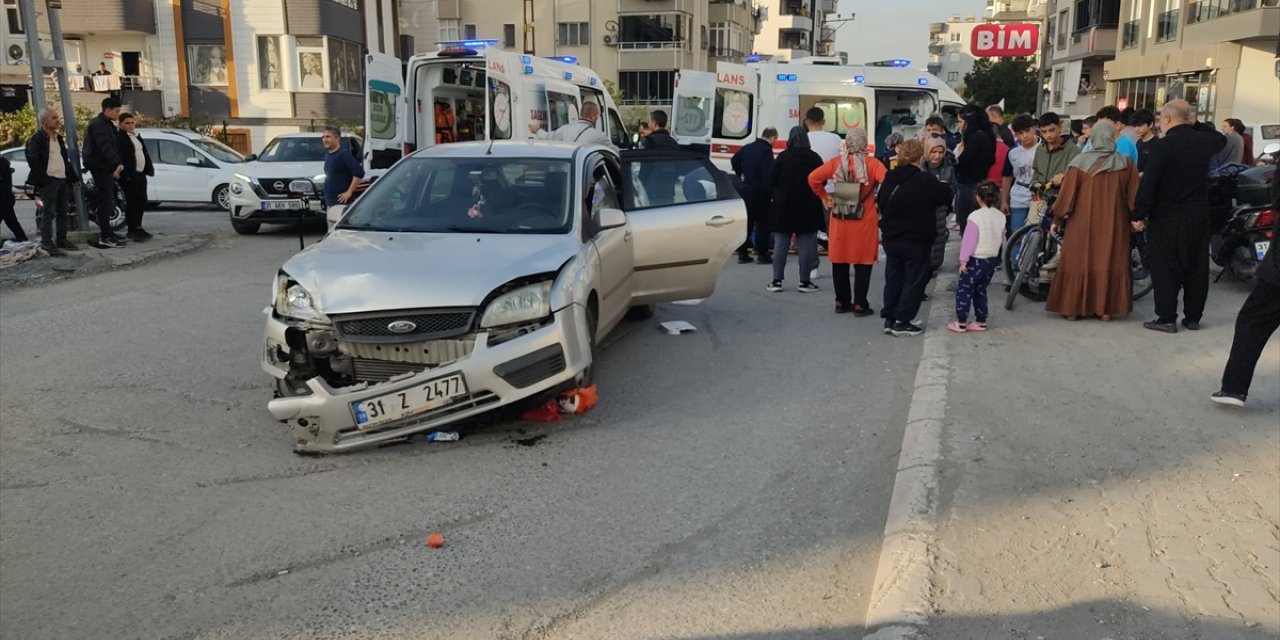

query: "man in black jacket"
xmin=640 ymin=110 xmax=679 ymax=150
xmin=877 ymin=139 xmax=955 ymax=337
xmin=1212 ymin=181 xmax=1280 ymax=407
xmin=116 ymin=112 xmax=155 ymax=241
xmin=24 ymin=108 xmax=79 ymax=254
xmin=82 ymin=96 xmax=126 ymax=248
xmin=731 ymin=127 xmax=777 ymax=264
xmin=1132 ymin=99 xmax=1227 ymax=333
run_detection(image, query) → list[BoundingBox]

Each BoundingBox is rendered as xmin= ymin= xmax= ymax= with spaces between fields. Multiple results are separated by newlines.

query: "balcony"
xmin=1121 ymin=19 xmax=1140 ymax=48
xmin=710 ymin=47 xmax=749 ymax=62
xmin=58 ymin=0 xmax=156 ymax=34
xmin=1185 ymin=0 xmax=1280 ymax=45
xmin=45 ymin=74 xmax=163 ymax=116
xmin=1156 ymin=8 xmax=1180 ymax=42
xmin=616 ymin=43 xmax=697 ymax=70
xmin=709 ymin=1 xmax=754 ymax=26
xmin=1063 ymin=26 xmax=1117 ymax=60
xmin=618 ymin=0 xmax=694 ymax=14
xmin=777 ymin=31 xmax=811 ymax=53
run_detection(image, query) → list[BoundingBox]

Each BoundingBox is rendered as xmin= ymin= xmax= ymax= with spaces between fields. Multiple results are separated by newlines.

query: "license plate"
xmin=1257 ymin=241 xmax=1271 ymax=260
xmin=262 ymin=200 xmax=304 ymax=211
xmin=351 ymin=373 xmax=468 ymax=430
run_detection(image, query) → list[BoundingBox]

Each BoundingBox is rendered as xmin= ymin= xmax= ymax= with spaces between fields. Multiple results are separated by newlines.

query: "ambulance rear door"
xmin=709 ymin=61 xmax=758 ymax=171
xmin=364 ymin=52 xmax=406 ymax=172
xmin=484 ymin=49 xmax=518 ymax=142
xmin=671 ymin=69 xmax=716 ymax=146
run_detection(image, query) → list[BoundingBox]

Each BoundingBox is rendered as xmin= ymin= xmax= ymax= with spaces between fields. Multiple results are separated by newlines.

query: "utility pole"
xmin=1035 ymin=1 xmax=1050 ymax=114
xmin=809 ymin=0 xmax=818 ymax=57
xmin=19 ymin=0 xmax=90 ymax=228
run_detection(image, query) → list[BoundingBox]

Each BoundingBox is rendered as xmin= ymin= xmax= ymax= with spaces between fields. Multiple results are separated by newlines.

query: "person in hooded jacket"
xmin=954 ymin=104 xmax=997 ymax=232
xmin=765 ymin=126 xmax=825 ymax=293
xmin=922 ymin=135 xmax=958 ymax=276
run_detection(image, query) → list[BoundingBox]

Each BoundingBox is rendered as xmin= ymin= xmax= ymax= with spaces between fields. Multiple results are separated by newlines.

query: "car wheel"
xmin=213 ymin=184 xmax=231 ymax=211
xmin=230 ymin=211 xmax=260 ymax=235
xmin=625 ymin=304 xmax=655 ymax=320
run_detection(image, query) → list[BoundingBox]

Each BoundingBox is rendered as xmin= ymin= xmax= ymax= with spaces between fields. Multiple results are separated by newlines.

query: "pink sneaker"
xmin=966 ymin=322 xmax=988 ymax=332
xmin=947 ymin=321 xmax=967 ymax=333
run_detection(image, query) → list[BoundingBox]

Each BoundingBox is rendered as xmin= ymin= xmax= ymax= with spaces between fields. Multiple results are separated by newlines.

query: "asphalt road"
xmin=0 ymin=230 xmax=925 ymax=639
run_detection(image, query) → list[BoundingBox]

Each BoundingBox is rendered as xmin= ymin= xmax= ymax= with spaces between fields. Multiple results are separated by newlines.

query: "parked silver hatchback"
xmin=262 ymin=141 xmax=744 ymax=453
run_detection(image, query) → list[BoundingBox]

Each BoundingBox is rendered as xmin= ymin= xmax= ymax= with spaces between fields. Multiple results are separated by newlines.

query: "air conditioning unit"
xmin=7 ymin=43 xmax=27 ymax=64
xmin=603 ymin=33 xmax=618 ymax=46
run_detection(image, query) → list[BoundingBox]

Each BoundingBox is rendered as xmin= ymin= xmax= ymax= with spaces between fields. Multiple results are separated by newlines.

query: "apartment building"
xmin=4 ymin=0 xmax=399 ymax=152
xmin=1040 ymin=0 xmax=1120 ymax=117
xmin=928 ymin=1 xmax=1045 ymax=93
xmin=1104 ymin=0 xmax=1278 ymax=131
xmin=399 ymin=0 xmax=762 ymax=111
xmin=754 ymin=0 xmax=837 ymax=62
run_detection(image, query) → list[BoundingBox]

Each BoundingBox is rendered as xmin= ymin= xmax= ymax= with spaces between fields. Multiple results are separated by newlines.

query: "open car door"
xmin=671 ymin=70 xmax=715 ymax=146
xmin=619 ymin=149 xmax=745 ymax=304
xmin=364 ymin=52 xmax=405 ymax=172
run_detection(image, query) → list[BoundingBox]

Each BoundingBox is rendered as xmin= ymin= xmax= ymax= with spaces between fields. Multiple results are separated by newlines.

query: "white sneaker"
xmin=809 ymin=268 xmax=820 ymax=281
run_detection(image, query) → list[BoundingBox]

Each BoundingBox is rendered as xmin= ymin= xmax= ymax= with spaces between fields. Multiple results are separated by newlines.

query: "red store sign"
xmin=971 ymin=23 xmax=1040 ymax=57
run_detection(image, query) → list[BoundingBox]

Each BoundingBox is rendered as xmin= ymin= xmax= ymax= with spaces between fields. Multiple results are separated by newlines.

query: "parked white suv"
xmin=5 ymin=129 xmax=245 ymax=211
xmin=227 ymin=133 xmax=363 ymax=235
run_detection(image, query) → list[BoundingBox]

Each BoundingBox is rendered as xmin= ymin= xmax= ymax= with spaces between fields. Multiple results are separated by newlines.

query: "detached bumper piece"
xmin=493 ymin=344 xmax=566 ymax=389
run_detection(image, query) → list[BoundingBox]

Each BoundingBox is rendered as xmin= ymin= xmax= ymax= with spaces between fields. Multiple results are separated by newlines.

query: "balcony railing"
xmin=1156 ymin=8 xmax=1179 ymax=41
xmin=51 ymin=74 xmax=162 ymax=92
xmin=1122 ymin=19 xmax=1140 ymax=48
xmin=618 ymin=40 xmax=688 ymax=50
xmin=1187 ymin=0 xmax=1261 ymax=23
xmin=710 ymin=47 xmax=747 ymax=59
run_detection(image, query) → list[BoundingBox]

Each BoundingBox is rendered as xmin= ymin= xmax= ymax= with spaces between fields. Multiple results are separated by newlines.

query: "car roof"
xmin=411 ymin=141 xmax=599 ymax=160
xmin=136 ymin=128 xmax=205 ymax=140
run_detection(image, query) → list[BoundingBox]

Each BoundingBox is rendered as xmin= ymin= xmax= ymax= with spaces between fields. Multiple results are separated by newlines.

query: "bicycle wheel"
xmin=1002 ymin=225 xmax=1035 ymax=283
xmin=1132 ymin=246 xmax=1153 ymax=300
xmin=1005 ymin=228 xmax=1043 ymax=310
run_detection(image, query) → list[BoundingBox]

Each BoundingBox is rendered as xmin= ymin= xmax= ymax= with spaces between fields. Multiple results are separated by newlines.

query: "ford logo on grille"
xmin=387 ymin=320 xmax=417 ymax=334
xmin=273 ymin=180 xmax=286 ymax=191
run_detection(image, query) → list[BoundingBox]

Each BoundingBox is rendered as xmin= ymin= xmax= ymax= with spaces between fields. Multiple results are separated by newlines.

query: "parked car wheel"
xmin=230 ymin=211 xmax=260 ymax=235
xmin=213 ymin=184 xmax=231 ymax=211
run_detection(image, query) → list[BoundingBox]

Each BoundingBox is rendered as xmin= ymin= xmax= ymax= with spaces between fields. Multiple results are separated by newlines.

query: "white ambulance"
xmin=362 ymin=41 xmax=632 ymax=173
xmin=669 ymin=58 xmax=967 ymax=171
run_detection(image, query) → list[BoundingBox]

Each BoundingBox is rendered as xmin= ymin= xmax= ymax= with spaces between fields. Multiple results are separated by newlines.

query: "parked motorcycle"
xmin=1209 ymin=160 xmax=1277 ymax=281
xmin=28 ymin=170 xmax=127 ymax=234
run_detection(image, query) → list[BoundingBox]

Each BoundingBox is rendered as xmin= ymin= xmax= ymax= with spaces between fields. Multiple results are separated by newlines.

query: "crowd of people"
xmin=731 ymin=99 xmax=1278 ymax=406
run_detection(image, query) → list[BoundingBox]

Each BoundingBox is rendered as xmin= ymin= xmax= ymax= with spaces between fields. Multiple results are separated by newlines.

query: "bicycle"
xmin=1002 ymin=186 xmax=1152 ymax=311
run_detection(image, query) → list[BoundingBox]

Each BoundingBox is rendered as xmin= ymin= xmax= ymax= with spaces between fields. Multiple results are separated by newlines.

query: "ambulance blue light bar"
xmin=438 ymin=39 xmax=499 ymax=49
xmin=892 ymin=59 xmax=911 ymax=67
xmin=553 ymin=56 xmax=577 ymax=64
xmin=746 ymin=54 xmax=761 ymax=62
xmin=776 ymin=73 xmax=797 ymax=82
xmin=852 ymin=75 xmax=865 ymax=84
xmin=917 ymin=77 xmax=929 ymax=86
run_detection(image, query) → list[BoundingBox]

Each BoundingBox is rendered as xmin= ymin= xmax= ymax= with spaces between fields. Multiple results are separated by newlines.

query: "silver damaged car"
xmin=261 ymin=141 xmax=745 ymax=453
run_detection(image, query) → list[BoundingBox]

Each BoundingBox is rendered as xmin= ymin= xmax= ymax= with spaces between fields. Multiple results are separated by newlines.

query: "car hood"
xmin=281 ymin=231 xmax=579 ymax=314
xmin=238 ymin=160 xmax=326 ymax=178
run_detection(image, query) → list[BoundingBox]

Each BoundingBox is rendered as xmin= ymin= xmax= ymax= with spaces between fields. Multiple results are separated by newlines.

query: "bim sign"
xmin=970 ymin=24 xmax=1039 ymax=57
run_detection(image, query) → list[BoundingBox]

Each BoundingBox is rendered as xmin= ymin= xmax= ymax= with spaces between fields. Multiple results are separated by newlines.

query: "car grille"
xmin=351 ymin=359 xmax=428 ymax=383
xmin=333 ymin=310 xmax=476 ymax=343
xmin=342 ymin=339 xmax=475 ymax=366
xmin=258 ymin=178 xmax=306 ymax=196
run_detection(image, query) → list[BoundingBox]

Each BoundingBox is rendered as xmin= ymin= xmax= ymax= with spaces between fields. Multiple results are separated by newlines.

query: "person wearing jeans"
xmin=765 ymin=126 xmax=824 ymax=293
xmin=876 ymin=139 xmax=954 ymax=336
xmin=23 ymin=108 xmax=79 ymax=254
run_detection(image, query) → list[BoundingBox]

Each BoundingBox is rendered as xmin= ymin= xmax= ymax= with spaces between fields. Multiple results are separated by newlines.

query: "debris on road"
xmin=521 ymin=384 xmax=598 ymax=422
xmin=671 ymin=298 xmax=704 ymax=306
xmin=424 ymin=431 xmax=460 ymax=442
xmin=427 ymin=532 xmax=445 ymax=548
xmin=0 ymin=241 xmax=46 ymax=269
xmin=659 ymin=320 xmax=697 ymax=335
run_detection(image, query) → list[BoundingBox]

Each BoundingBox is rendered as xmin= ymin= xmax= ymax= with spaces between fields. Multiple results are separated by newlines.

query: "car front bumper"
xmin=261 ymin=305 xmax=589 ymax=454
xmin=230 ymin=191 xmax=325 ymax=221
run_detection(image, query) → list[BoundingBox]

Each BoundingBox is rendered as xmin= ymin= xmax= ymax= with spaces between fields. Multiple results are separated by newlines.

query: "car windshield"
xmin=190 ymin=137 xmax=246 ymax=163
xmin=338 ymin=157 xmax=574 ymax=234
xmin=257 ymin=137 xmax=326 ymax=162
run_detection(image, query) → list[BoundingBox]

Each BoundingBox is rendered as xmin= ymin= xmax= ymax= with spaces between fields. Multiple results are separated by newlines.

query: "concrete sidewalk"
xmin=0 ymin=201 xmax=221 ymax=289
xmin=921 ymin=271 xmax=1279 ymax=637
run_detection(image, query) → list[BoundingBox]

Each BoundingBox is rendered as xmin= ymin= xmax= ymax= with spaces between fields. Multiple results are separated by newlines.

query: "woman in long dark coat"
xmin=1046 ymin=123 xmax=1139 ymax=320
xmin=766 ymin=126 xmax=825 ymax=293
xmin=922 ymin=134 xmax=958 ymax=276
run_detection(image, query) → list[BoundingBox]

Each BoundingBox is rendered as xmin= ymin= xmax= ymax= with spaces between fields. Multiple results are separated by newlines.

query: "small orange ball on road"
xmin=427 ymin=532 xmax=444 ymax=548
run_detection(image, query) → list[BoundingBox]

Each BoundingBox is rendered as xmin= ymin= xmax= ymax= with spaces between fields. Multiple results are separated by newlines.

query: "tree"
xmin=962 ymin=56 xmax=1038 ymax=114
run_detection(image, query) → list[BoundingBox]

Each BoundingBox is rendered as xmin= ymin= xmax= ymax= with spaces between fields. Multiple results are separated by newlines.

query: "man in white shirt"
xmin=528 ymin=102 xmax=615 ymax=149
xmin=805 ymin=107 xmax=842 ymax=162
xmin=116 ymin=112 xmax=155 ymax=242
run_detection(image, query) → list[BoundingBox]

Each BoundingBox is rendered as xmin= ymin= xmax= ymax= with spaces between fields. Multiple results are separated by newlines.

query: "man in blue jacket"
xmin=731 ymin=127 xmax=777 ymax=264
xmin=321 ymin=126 xmax=364 ymax=217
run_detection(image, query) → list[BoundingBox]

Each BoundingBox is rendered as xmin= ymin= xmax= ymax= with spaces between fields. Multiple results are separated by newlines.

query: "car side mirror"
xmin=243 ymin=153 xmax=257 ymax=162
xmin=598 ymin=207 xmax=627 ymax=230
xmin=326 ymin=204 xmax=346 ymax=229
xmin=185 ymin=156 xmax=203 ymax=167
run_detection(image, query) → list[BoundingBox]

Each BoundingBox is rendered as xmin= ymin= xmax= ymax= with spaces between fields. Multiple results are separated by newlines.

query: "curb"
xmin=862 ymin=250 xmax=957 ymax=639
xmin=0 ymin=233 xmax=217 ymax=289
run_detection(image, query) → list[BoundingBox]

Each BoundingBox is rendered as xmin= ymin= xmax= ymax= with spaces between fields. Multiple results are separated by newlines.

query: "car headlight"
xmin=480 ymin=281 xmax=552 ymax=329
xmin=275 ymin=273 xmax=327 ymax=322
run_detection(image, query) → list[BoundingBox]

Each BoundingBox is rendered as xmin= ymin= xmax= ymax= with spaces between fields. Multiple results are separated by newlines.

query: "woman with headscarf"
xmin=922 ymin=135 xmax=958 ymax=276
xmin=766 ymin=126 xmax=826 ymax=293
xmin=808 ymin=127 xmax=888 ymax=314
xmin=1046 ymin=123 xmax=1140 ymax=320
xmin=954 ymin=104 xmax=997 ymax=232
